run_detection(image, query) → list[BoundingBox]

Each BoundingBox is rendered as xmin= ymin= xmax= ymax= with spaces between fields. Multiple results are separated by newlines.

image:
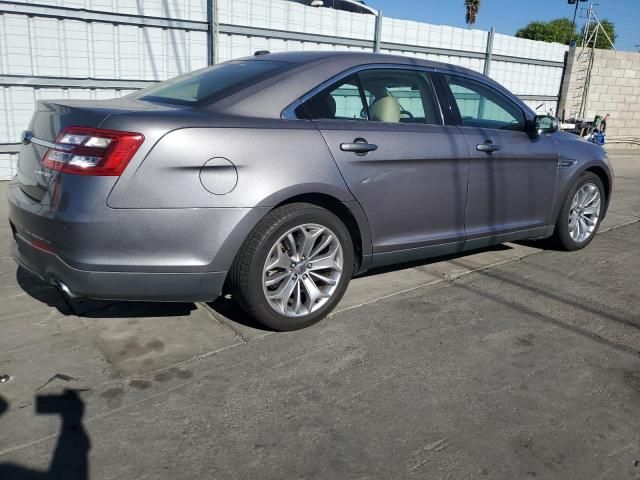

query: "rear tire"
xmin=229 ymin=203 xmax=354 ymax=331
xmin=551 ymin=172 xmax=605 ymax=251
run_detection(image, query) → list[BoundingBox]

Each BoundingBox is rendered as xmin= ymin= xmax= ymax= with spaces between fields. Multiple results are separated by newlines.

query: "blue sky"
xmin=365 ymin=0 xmax=638 ymax=51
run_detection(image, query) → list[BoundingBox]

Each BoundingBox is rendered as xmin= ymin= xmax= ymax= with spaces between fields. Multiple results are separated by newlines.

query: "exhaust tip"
xmin=57 ymin=281 xmax=81 ymax=299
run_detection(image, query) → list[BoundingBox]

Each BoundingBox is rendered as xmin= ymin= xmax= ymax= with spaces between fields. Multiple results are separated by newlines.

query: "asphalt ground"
xmin=0 ymin=152 xmax=638 ymax=479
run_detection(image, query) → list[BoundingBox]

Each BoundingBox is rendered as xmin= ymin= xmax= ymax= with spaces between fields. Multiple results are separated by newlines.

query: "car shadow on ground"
xmin=16 ymin=267 xmax=197 ymax=319
xmin=206 ymin=295 xmax=274 ymax=332
xmin=0 ymin=391 xmax=90 ymax=480
xmin=204 ymin=243 xmax=531 ymax=334
xmin=14 ymin=240 xmax=540 ymax=329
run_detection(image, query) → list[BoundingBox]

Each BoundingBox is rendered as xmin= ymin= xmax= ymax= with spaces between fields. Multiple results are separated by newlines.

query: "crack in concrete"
xmin=198 ymin=302 xmax=250 ymax=343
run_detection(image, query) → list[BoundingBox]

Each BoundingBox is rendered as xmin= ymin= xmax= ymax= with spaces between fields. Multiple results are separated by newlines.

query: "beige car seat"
xmin=369 ymin=96 xmax=402 ymax=123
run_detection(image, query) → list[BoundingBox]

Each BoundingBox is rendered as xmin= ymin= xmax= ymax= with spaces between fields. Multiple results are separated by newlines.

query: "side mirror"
xmin=532 ymin=115 xmax=559 ymax=135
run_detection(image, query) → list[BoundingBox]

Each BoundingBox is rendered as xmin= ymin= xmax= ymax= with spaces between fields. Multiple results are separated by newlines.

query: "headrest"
xmin=369 ymin=96 xmax=401 ymax=123
xmin=310 ymin=94 xmax=337 ymax=119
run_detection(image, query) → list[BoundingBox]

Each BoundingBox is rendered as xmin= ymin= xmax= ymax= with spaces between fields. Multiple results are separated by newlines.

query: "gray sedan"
xmin=8 ymin=51 xmax=612 ymax=330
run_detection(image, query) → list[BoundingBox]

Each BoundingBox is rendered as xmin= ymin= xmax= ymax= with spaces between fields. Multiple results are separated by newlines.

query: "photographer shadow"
xmin=0 ymin=391 xmax=90 ymax=480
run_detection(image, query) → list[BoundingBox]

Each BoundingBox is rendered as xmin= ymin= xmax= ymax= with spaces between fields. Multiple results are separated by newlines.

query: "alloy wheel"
xmin=568 ymin=182 xmax=601 ymax=243
xmin=262 ymin=223 xmax=344 ymax=317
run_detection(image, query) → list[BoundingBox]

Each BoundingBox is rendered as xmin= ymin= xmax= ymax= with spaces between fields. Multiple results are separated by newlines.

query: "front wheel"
xmin=551 ymin=172 xmax=605 ymax=251
xmin=229 ymin=203 xmax=354 ymax=331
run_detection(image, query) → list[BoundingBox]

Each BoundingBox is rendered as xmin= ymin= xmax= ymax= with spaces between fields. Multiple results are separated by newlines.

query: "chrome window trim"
xmin=281 ymin=63 xmax=446 ymax=127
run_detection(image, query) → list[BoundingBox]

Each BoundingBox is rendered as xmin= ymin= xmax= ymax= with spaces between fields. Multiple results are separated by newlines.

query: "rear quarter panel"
xmin=104 ymin=121 xmax=371 ymax=273
xmin=107 ymin=124 xmax=353 ymax=209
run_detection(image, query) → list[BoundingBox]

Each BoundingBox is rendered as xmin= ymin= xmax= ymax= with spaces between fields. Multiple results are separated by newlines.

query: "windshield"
xmin=137 ymin=60 xmax=292 ymax=106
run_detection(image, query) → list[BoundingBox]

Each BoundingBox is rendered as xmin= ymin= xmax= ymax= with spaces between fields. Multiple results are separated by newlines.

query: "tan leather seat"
xmin=369 ymin=96 xmax=402 ymax=123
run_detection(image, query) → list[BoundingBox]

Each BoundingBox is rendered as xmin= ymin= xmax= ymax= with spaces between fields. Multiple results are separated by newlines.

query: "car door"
xmin=438 ymin=73 xmax=559 ymax=243
xmin=297 ymin=67 xmax=470 ymax=266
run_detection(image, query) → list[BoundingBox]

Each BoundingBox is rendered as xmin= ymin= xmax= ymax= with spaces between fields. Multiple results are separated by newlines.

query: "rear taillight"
xmin=43 ymin=127 xmax=144 ymax=176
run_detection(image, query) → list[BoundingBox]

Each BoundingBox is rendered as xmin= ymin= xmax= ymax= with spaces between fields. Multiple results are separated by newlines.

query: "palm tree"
xmin=465 ymin=0 xmax=481 ymax=28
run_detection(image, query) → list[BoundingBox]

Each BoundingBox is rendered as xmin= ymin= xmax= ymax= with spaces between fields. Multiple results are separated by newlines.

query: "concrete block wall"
xmin=559 ymin=48 xmax=640 ymax=149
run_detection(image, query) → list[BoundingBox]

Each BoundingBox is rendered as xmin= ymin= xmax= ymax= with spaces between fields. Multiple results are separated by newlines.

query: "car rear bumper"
xmin=6 ymin=178 xmax=267 ymax=302
xmin=11 ymin=238 xmax=227 ymax=302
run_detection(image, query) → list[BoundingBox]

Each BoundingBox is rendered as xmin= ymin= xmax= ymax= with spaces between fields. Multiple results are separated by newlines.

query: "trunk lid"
xmin=18 ymin=100 xmax=117 ymax=202
xmin=16 ymin=97 xmax=172 ymax=203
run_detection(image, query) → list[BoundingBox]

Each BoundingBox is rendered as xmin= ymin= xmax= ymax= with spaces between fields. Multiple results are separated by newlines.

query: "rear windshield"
xmin=137 ymin=60 xmax=292 ymax=106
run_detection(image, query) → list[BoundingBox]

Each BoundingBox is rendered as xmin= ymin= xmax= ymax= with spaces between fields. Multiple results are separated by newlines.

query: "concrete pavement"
xmin=0 ymin=152 xmax=638 ymax=479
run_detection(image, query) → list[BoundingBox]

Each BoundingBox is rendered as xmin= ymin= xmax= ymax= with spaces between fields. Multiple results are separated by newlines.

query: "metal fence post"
xmin=483 ymin=27 xmax=495 ymax=76
xmin=207 ymin=0 xmax=217 ymax=65
xmin=374 ymin=11 xmax=383 ymax=53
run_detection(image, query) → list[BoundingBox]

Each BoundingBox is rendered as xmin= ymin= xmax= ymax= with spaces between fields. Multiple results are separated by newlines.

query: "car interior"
xmin=303 ymin=70 xmax=441 ymax=125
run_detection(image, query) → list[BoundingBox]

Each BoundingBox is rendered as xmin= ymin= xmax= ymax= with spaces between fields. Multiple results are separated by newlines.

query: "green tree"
xmin=465 ymin=0 xmax=481 ymax=28
xmin=516 ymin=18 xmax=579 ymax=44
xmin=582 ymin=19 xmax=617 ymax=49
xmin=515 ymin=17 xmax=616 ymax=49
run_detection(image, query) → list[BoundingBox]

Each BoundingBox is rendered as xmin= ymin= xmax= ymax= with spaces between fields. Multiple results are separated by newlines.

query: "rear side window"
xmin=444 ymin=74 xmax=525 ymax=131
xmin=358 ymin=69 xmax=441 ymax=125
xmin=137 ymin=60 xmax=292 ymax=106
xmin=304 ymin=75 xmax=367 ymax=121
xmin=301 ymin=68 xmax=441 ymax=125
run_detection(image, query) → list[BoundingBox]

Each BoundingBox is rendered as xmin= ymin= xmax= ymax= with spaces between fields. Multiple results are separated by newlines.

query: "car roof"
xmin=240 ymin=50 xmax=479 ymax=76
xmin=219 ymin=51 xmax=533 ymax=120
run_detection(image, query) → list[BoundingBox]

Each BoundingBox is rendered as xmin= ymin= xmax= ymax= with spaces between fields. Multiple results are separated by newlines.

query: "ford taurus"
xmin=8 ymin=51 xmax=612 ymax=330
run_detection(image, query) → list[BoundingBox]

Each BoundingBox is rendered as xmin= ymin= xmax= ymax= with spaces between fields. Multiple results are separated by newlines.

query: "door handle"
xmin=340 ymin=138 xmax=378 ymax=155
xmin=476 ymin=141 xmax=501 ymax=153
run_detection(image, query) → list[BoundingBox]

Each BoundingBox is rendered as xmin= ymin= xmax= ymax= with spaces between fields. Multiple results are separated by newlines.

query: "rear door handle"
xmin=476 ymin=141 xmax=501 ymax=153
xmin=340 ymin=138 xmax=378 ymax=155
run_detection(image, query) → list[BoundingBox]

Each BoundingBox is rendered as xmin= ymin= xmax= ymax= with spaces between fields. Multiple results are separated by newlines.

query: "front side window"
xmin=300 ymin=68 xmax=441 ymax=125
xmin=137 ymin=60 xmax=292 ymax=106
xmin=444 ymin=75 xmax=525 ymax=131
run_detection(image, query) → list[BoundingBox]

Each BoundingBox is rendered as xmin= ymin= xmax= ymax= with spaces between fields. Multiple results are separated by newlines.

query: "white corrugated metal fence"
xmin=0 ymin=0 xmax=568 ymax=180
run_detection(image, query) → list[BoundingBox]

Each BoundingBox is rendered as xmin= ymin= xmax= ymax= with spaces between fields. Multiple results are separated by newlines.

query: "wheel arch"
xmin=214 ymin=186 xmax=373 ymax=288
xmin=274 ymin=192 xmax=372 ymax=274
xmin=584 ymin=165 xmax=612 ymax=207
xmin=551 ymin=160 xmax=613 ymax=228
